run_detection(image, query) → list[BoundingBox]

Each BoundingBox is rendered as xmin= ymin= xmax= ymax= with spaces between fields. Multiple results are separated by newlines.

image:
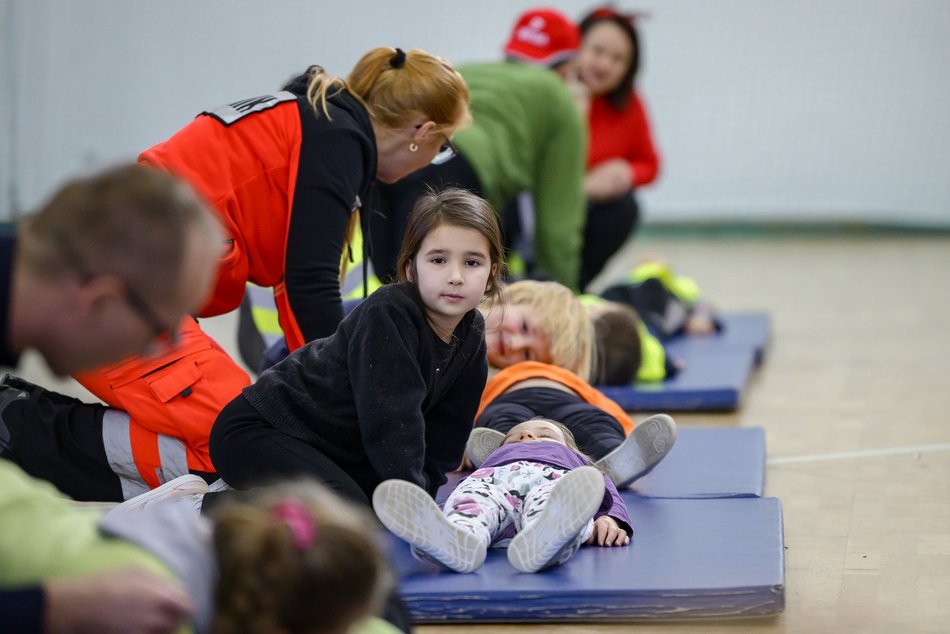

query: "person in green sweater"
xmin=0 ymin=460 xmax=399 ymax=634
xmin=370 ymin=7 xmax=588 ymax=290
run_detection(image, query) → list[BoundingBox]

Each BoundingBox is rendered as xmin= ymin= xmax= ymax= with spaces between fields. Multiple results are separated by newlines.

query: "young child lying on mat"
xmin=467 ymin=361 xmax=676 ymax=486
xmin=602 ymin=261 xmax=721 ymax=339
xmin=0 ymin=461 xmax=397 ymax=634
xmin=373 ymin=418 xmax=631 ymax=574
xmin=480 ymin=279 xmax=597 ymax=380
xmin=588 ymin=260 xmax=723 ymax=385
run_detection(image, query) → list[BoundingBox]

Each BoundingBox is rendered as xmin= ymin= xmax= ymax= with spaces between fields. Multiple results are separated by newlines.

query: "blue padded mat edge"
xmin=390 ymin=496 xmax=785 ymax=622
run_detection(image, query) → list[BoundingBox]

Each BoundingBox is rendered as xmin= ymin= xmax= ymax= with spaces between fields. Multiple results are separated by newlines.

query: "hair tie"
xmin=272 ymin=499 xmax=316 ymax=550
xmin=390 ymin=48 xmax=407 ymax=68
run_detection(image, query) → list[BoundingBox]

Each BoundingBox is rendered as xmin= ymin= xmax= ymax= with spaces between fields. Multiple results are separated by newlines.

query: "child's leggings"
xmin=443 ymin=460 xmax=595 ymax=558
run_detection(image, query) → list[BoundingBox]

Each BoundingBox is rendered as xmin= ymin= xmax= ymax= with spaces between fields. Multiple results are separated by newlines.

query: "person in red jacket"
xmin=3 ymin=47 xmax=471 ymax=503
xmin=576 ymin=7 xmax=661 ymax=290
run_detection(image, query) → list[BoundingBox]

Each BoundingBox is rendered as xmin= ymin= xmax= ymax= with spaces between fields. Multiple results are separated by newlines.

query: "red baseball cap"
xmin=503 ymin=8 xmax=580 ymax=67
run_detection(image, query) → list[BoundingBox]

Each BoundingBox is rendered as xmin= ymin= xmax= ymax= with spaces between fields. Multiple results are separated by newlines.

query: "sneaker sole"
xmin=507 ymin=466 xmax=605 ymax=573
xmin=597 ymin=414 xmax=677 ymax=488
xmin=373 ymin=480 xmax=486 ymax=573
xmin=109 ymin=474 xmax=209 ymax=513
xmin=466 ymin=427 xmax=505 ymax=468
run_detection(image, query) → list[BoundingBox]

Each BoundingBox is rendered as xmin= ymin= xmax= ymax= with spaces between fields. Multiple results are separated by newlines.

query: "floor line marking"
xmin=768 ymin=442 xmax=950 ymax=465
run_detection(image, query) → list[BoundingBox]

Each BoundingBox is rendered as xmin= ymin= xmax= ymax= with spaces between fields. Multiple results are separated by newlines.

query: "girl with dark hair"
xmin=209 ymin=188 xmax=505 ymax=504
xmin=577 ymin=7 xmax=661 ymax=289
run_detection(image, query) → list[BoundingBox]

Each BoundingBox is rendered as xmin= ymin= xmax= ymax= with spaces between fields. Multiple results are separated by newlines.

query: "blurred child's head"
xmin=397 ymin=188 xmax=506 ymax=336
xmin=588 ymin=300 xmax=642 ymax=385
xmin=211 ymin=481 xmax=392 ymax=634
xmin=502 ymin=417 xmax=580 ymax=452
xmin=480 ymin=280 xmax=595 ymax=381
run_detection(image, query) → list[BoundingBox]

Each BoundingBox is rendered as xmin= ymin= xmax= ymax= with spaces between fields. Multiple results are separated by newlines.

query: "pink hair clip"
xmin=272 ymin=499 xmax=316 ymax=550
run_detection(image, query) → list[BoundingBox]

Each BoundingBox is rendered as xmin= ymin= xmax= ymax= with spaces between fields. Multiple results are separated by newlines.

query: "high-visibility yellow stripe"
xmin=635 ymin=323 xmax=667 ymax=383
xmin=250 ymin=305 xmax=283 ymax=337
xmin=246 ymin=221 xmax=382 ymax=341
xmin=629 ymin=261 xmax=701 ymax=304
xmin=580 ymin=294 xmax=667 ymax=382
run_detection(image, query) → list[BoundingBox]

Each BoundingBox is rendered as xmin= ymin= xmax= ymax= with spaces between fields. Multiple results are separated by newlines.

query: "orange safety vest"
xmin=477 ymin=361 xmax=635 ymax=435
xmin=75 ymin=317 xmax=250 ymax=493
xmin=140 ymin=95 xmax=310 ymax=349
xmin=74 ymin=98 xmax=309 ymax=493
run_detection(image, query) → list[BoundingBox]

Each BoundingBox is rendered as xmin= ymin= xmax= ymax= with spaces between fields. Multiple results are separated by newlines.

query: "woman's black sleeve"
xmin=284 ymin=126 xmax=367 ymax=345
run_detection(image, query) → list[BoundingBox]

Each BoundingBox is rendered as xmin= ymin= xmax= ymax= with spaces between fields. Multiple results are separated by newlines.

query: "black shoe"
xmin=0 ymin=375 xmax=31 ymax=452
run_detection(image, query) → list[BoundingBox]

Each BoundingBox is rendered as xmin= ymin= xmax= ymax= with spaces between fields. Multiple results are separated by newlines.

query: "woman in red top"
xmin=577 ymin=7 xmax=661 ymax=290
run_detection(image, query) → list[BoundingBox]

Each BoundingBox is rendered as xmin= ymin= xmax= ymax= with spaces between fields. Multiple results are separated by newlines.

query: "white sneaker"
xmin=207 ymin=478 xmax=233 ymax=493
xmin=596 ymin=413 xmax=677 ymax=488
xmin=465 ymin=427 xmax=505 ymax=468
xmin=109 ymin=474 xmax=209 ymax=515
xmin=372 ymin=479 xmax=487 ymax=573
xmin=507 ymin=466 xmax=605 ymax=573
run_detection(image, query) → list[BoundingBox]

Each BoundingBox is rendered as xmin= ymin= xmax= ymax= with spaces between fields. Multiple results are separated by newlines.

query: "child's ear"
xmin=485 ymin=263 xmax=498 ymax=293
xmin=404 ymin=261 xmax=413 ymax=282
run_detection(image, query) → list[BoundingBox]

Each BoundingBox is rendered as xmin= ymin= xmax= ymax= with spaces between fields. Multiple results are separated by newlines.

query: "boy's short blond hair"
xmin=484 ymin=280 xmax=595 ymax=381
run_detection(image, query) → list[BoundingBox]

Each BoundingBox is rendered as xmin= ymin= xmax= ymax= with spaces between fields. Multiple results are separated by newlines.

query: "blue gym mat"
xmin=441 ymin=427 xmax=766 ymax=501
xmin=726 ymin=311 xmax=771 ymax=364
xmin=596 ymin=312 xmax=770 ymax=412
xmin=666 ymin=311 xmax=771 ymax=365
xmin=388 ymin=495 xmax=785 ymax=622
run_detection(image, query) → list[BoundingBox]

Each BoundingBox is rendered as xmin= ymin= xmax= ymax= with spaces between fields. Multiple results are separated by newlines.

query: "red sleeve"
xmin=624 ymin=94 xmax=660 ymax=188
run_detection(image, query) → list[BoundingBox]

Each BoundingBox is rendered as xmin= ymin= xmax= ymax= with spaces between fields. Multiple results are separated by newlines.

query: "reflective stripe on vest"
xmin=247 ymin=223 xmax=382 ymax=343
xmin=579 ymin=294 xmax=667 ymax=382
xmin=102 ymin=409 xmax=190 ymax=500
xmin=635 ymin=322 xmax=667 ymax=383
xmin=629 ymin=261 xmax=701 ymax=304
xmin=156 ymin=434 xmax=190 ymax=483
xmin=102 ymin=409 xmax=149 ymax=500
xmin=246 ymin=283 xmax=283 ymax=348
xmin=341 ymin=221 xmax=382 ymax=299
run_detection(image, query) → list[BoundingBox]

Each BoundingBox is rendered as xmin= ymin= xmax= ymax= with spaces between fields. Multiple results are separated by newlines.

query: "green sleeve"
xmin=0 ymin=462 xmax=176 ymax=586
xmin=531 ymin=85 xmax=587 ymax=291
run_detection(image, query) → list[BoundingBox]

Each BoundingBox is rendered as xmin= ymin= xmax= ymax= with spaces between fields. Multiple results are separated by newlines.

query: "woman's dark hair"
xmin=579 ymin=7 xmax=641 ymax=111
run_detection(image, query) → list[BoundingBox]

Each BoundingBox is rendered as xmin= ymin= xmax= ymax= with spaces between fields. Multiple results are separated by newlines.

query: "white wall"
xmin=3 ymin=0 xmax=949 ymax=225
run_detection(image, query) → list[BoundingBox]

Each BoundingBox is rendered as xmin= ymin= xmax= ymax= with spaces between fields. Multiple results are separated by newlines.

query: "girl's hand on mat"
xmin=588 ymin=515 xmax=631 ymax=547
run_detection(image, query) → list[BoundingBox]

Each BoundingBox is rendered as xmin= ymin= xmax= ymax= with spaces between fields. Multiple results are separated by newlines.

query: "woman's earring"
xmin=409 ymin=143 xmax=419 ymax=152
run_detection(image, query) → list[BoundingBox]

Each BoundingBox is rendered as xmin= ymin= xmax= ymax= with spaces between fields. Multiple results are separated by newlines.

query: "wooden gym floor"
xmin=18 ymin=231 xmax=950 ymax=634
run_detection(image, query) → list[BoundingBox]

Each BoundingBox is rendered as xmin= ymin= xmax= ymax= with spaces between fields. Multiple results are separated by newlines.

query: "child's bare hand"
xmin=685 ymin=307 xmax=716 ymax=336
xmin=456 ymin=454 xmax=475 ymax=472
xmin=585 ymin=159 xmax=633 ymax=202
xmin=587 ymin=516 xmax=630 ymax=547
